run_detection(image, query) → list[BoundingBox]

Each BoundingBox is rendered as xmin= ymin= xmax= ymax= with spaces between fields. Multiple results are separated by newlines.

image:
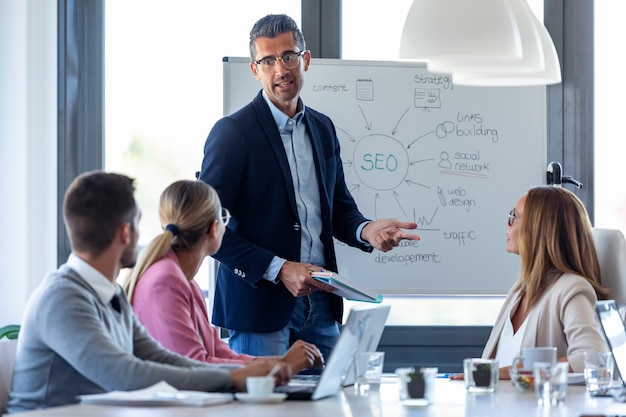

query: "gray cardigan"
xmin=8 ymin=265 xmax=231 ymax=412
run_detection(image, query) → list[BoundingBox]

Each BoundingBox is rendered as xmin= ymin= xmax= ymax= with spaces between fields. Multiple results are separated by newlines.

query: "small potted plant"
xmin=472 ymin=362 xmax=493 ymax=387
xmin=396 ymin=366 xmax=437 ymax=403
xmin=406 ymin=368 xmax=426 ymax=399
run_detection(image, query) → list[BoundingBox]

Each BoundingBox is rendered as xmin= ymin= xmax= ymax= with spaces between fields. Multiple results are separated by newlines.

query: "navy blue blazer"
xmin=199 ymin=91 xmax=371 ymax=333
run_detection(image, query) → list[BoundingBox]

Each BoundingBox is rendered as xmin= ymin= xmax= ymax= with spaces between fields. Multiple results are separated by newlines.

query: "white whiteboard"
xmin=223 ymin=57 xmax=546 ymax=295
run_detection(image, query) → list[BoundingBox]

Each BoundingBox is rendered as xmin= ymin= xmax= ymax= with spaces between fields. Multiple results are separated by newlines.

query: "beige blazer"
xmin=482 ymin=272 xmax=608 ymax=372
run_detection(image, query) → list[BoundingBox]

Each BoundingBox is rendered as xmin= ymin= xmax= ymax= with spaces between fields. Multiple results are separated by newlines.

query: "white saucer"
xmin=235 ymin=393 xmax=287 ymax=404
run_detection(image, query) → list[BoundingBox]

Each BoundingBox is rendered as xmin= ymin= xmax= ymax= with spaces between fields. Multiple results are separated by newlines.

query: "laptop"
xmin=594 ymin=300 xmax=626 ymax=397
xmin=342 ymin=304 xmax=391 ymax=386
xmin=275 ymin=305 xmax=385 ymax=400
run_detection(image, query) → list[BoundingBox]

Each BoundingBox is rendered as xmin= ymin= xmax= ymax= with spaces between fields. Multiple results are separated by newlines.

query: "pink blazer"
xmin=131 ymin=249 xmax=255 ymax=364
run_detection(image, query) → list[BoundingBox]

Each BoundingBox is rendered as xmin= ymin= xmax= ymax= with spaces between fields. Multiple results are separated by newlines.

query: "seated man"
xmin=7 ymin=171 xmax=291 ymax=412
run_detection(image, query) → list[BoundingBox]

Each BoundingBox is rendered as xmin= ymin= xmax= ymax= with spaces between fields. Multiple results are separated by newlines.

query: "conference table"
xmin=10 ymin=375 xmax=626 ymax=417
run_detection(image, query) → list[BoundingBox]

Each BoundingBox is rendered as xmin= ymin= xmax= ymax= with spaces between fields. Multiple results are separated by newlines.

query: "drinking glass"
xmin=354 ymin=351 xmax=385 ymax=394
xmin=534 ymin=362 xmax=568 ymax=406
xmin=583 ymin=351 xmax=614 ymax=396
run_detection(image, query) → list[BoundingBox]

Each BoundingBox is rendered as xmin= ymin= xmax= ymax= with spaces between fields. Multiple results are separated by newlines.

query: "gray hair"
xmin=249 ymin=14 xmax=306 ymax=60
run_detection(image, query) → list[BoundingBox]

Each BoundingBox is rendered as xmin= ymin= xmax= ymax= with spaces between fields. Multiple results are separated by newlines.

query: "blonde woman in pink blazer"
xmin=124 ymin=180 xmax=322 ymax=373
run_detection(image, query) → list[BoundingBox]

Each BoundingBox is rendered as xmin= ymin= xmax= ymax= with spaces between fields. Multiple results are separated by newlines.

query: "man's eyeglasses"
xmin=507 ymin=209 xmax=518 ymax=227
xmin=253 ymin=51 xmax=306 ymax=72
xmin=221 ymin=208 xmax=231 ymax=226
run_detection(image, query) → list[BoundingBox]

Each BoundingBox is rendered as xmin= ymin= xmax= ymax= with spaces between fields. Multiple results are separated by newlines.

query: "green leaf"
xmin=0 ymin=324 xmax=20 ymax=340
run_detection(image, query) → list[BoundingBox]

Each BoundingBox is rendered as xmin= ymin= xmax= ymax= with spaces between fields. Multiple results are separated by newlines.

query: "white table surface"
xmin=8 ymin=375 xmax=626 ymax=417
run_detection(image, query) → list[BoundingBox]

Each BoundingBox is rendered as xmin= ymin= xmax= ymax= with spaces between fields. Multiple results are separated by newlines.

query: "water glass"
xmin=583 ymin=351 xmax=614 ymax=396
xmin=534 ymin=362 xmax=568 ymax=406
xmin=354 ymin=351 xmax=385 ymax=394
xmin=463 ymin=358 xmax=498 ymax=393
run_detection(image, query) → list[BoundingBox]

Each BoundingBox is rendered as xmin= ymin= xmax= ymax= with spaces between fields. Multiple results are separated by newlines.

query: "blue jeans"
xmin=228 ymin=291 xmax=340 ymax=364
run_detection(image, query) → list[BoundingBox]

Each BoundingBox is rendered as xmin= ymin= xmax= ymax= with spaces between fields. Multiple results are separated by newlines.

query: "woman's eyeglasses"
xmin=507 ymin=209 xmax=518 ymax=227
xmin=221 ymin=208 xmax=231 ymax=226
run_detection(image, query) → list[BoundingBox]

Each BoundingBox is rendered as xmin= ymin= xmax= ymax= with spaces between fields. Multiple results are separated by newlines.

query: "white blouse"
xmin=495 ymin=308 xmax=528 ymax=369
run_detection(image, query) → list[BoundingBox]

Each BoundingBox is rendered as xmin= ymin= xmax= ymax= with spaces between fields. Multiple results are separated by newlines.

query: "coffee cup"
xmin=512 ymin=347 xmax=557 ymax=370
xmin=246 ymin=376 xmax=275 ymax=397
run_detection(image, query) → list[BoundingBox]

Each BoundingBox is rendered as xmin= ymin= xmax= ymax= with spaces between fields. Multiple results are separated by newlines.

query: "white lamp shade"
xmin=399 ymin=0 xmax=523 ymax=63
xmin=452 ymin=9 xmax=561 ymax=86
xmin=427 ymin=0 xmax=544 ymax=74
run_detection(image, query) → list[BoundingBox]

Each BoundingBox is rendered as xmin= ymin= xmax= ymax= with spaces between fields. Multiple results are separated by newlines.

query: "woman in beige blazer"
xmin=481 ymin=186 xmax=608 ymax=378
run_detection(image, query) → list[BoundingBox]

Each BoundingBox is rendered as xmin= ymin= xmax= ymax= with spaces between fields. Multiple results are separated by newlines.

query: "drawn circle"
xmin=352 ymin=134 xmax=409 ymax=191
xmin=436 ymin=121 xmax=455 ymax=138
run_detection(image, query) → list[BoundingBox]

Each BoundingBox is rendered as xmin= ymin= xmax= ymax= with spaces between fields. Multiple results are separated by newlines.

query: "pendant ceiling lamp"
xmin=399 ymin=0 xmax=523 ymax=64
xmin=451 ymin=0 xmax=561 ymax=86
xmin=399 ymin=0 xmax=561 ymax=86
xmin=427 ymin=0 xmax=542 ymax=74
xmin=452 ymin=18 xmax=561 ymax=86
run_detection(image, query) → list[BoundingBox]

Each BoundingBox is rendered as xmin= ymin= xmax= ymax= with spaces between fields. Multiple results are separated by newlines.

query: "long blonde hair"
xmin=123 ymin=180 xmax=221 ymax=303
xmin=514 ymin=186 xmax=608 ymax=309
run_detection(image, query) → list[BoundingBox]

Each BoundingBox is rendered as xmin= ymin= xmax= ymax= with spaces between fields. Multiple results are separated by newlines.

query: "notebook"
xmin=275 ymin=305 xmax=382 ymax=400
xmin=594 ymin=299 xmax=626 ymax=397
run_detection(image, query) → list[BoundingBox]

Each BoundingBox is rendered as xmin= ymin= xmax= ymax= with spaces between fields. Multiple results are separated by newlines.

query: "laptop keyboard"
xmin=275 ymin=384 xmax=315 ymax=394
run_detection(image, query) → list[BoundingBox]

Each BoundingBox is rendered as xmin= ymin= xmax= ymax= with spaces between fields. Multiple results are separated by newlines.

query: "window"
xmin=105 ymin=1 xmax=301 ymax=300
xmin=594 ymin=3 xmax=626 ymax=234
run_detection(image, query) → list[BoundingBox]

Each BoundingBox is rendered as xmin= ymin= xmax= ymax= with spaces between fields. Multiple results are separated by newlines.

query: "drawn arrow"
xmin=393 ymin=191 xmax=407 ymax=217
xmin=407 ymin=130 xmax=435 ymax=149
xmin=391 ymin=108 xmax=409 ymax=135
xmin=410 ymin=158 xmax=436 ymax=166
xmin=405 ymin=179 xmax=431 ymax=190
xmin=374 ymin=193 xmax=380 ymax=219
xmin=343 ymin=160 xmax=353 ymax=168
xmin=358 ymin=105 xmax=372 ymax=130
xmin=350 ymin=184 xmax=360 ymax=193
xmin=336 ymin=127 xmax=356 ymax=142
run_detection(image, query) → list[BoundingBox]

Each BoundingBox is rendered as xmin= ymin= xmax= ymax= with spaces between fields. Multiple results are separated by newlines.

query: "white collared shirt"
xmin=66 ymin=253 xmax=120 ymax=305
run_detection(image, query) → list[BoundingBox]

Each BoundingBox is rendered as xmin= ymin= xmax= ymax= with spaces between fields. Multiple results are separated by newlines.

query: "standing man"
xmin=199 ymin=14 xmax=420 ymax=361
xmin=7 ymin=171 xmax=291 ymax=413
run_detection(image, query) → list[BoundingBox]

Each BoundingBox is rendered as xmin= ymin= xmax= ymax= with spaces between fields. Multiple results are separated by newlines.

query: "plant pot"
xmin=472 ymin=369 xmax=492 ymax=387
xmin=407 ymin=379 xmax=426 ymax=399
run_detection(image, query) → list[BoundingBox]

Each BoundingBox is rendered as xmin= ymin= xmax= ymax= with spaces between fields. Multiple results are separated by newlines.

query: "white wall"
xmin=0 ymin=0 xmax=57 ymax=325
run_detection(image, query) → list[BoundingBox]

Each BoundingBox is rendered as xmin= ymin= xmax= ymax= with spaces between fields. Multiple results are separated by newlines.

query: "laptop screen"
xmin=596 ymin=300 xmax=626 ymax=382
xmin=342 ymin=304 xmax=390 ymax=386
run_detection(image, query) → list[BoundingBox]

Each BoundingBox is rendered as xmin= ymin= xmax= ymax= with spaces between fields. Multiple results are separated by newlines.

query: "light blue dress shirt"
xmin=261 ymin=92 xmax=370 ymax=282
xmin=262 ymin=92 xmax=325 ymax=282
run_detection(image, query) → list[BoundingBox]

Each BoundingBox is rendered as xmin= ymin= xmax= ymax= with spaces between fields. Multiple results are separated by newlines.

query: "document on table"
xmin=311 ymin=271 xmax=383 ymax=303
xmin=78 ymin=381 xmax=234 ymax=407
